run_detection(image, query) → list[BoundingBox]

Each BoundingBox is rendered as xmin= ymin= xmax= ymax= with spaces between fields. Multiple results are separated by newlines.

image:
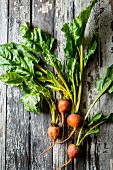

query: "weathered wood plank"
xmin=0 ymin=0 xmax=113 ymax=169
xmin=75 ymin=1 xmax=100 ymax=170
xmin=96 ymin=0 xmax=113 ymax=170
xmin=0 ymin=1 xmax=8 ymax=169
xmin=6 ymin=0 xmax=30 ymax=169
xmin=76 ymin=0 xmax=113 ymax=170
xmin=53 ymin=0 xmax=74 ymax=170
xmin=30 ymin=0 xmax=55 ymax=169
xmin=30 ymin=0 xmax=113 ymax=169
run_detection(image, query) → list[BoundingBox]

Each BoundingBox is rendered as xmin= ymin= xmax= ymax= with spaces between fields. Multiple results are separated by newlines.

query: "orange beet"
xmin=48 ymin=126 xmax=60 ymax=142
xmin=57 ymin=99 xmax=70 ymax=114
xmin=68 ymin=144 xmax=81 ymax=159
xmin=67 ymin=114 xmax=82 ymax=128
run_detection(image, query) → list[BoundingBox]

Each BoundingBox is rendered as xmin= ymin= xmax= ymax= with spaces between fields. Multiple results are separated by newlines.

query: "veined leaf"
xmin=0 ymin=72 xmax=24 ymax=86
xmin=20 ymin=22 xmax=63 ymax=71
xmin=0 ymin=42 xmax=40 ymax=76
xmin=20 ymin=81 xmax=51 ymax=113
xmin=20 ymin=22 xmax=54 ymax=51
xmin=61 ymin=0 xmax=97 ymax=92
xmin=96 ymin=64 xmax=113 ymax=94
xmin=46 ymin=70 xmax=62 ymax=87
xmin=84 ymin=113 xmax=113 ymax=140
xmin=88 ymin=112 xmax=113 ymax=127
xmin=62 ymin=0 xmax=97 ymax=60
xmin=66 ymin=58 xmax=80 ymax=89
xmin=84 ymin=36 xmax=97 ymax=67
xmin=88 ymin=112 xmax=103 ymax=127
xmin=20 ymin=92 xmax=41 ymax=113
xmin=85 ymin=129 xmax=99 ymax=136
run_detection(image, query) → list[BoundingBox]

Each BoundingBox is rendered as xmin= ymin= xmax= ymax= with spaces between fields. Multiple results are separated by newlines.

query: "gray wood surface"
xmin=6 ymin=1 xmax=30 ymax=169
xmin=0 ymin=1 xmax=8 ymax=170
xmin=0 ymin=0 xmax=113 ymax=170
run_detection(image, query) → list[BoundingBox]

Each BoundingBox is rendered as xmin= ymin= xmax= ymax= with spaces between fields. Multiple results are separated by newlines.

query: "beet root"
xmin=68 ymin=144 xmax=81 ymax=159
xmin=48 ymin=125 xmax=60 ymax=143
xmin=56 ymin=114 xmax=83 ymax=144
xmin=56 ymin=145 xmax=81 ymax=169
xmin=38 ymin=125 xmax=60 ymax=157
xmin=57 ymin=99 xmax=70 ymax=127
xmin=67 ymin=114 xmax=83 ymax=128
xmin=57 ymin=99 xmax=70 ymax=114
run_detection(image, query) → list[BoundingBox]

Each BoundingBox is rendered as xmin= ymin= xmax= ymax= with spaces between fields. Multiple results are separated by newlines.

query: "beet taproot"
xmin=57 ymin=99 xmax=70 ymax=114
xmin=67 ymin=114 xmax=83 ymax=128
xmin=57 ymin=99 xmax=70 ymax=127
xmin=68 ymin=144 xmax=81 ymax=159
xmin=48 ymin=125 xmax=60 ymax=143
xmin=39 ymin=125 xmax=60 ymax=157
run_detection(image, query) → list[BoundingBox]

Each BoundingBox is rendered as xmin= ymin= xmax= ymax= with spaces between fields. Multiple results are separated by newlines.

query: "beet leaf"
xmin=20 ymin=22 xmax=63 ymax=71
xmin=84 ymin=36 xmax=97 ymax=67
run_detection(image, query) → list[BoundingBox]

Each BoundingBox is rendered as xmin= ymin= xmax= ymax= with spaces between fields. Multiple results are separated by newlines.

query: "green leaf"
xmin=62 ymin=0 xmax=97 ymax=60
xmin=102 ymin=113 xmax=113 ymax=122
xmin=84 ymin=112 xmax=113 ymax=138
xmin=20 ymin=22 xmax=63 ymax=71
xmin=96 ymin=64 xmax=113 ymax=94
xmin=46 ymin=70 xmax=63 ymax=87
xmin=61 ymin=0 xmax=97 ymax=92
xmin=20 ymin=92 xmax=41 ymax=113
xmin=88 ymin=112 xmax=103 ymax=127
xmin=66 ymin=58 xmax=80 ymax=88
xmin=108 ymin=86 xmax=113 ymax=93
xmin=85 ymin=129 xmax=99 ymax=136
xmin=0 ymin=42 xmax=40 ymax=77
xmin=88 ymin=112 xmax=113 ymax=128
xmin=0 ymin=72 xmax=24 ymax=86
xmin=84 ymin=36 xmax=97 ymax=67
xmin=20 ymin=22 xmax=54 ymax=51
xmin=35 ymin=71 xmax=47 ymax=82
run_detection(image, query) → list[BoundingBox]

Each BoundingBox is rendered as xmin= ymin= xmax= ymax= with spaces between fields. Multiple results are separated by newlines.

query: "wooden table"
xmin=0 ymin=0 xmax=113 ymax=169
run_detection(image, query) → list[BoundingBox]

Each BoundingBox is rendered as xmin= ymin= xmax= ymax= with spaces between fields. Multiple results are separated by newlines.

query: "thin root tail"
xmin=56 ymin=158 xmax=72 ymax=170
xmin=56 ymin=127 xmax=76 ymax=144
xmin=38 ymin=143 xmax=55 ymax=157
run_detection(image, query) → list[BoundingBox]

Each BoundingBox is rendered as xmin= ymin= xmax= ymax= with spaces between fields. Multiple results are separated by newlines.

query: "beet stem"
xmin=48 ymin=54 xmax=73 ymax=100
xmin=76 ymin=44 xmax=83 ymax=113
xmin=56 ymin=158 xmax=72 ymax=170
xmin=56 ymin=127 xmax=76 ymax=144
xmin=38 ymin=143 xmax=55 ymax=157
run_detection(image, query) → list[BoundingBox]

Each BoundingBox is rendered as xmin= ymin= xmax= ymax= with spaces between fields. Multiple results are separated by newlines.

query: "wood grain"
xmin=5 ymin=0 xmax=30 ymax=169
xmin=53 ymin=1 xmax=74 ymax=170
xmin=0 ymin=1 xmax=8 ymax=169
xmin=0 ymin=0 xmax=113 ymax=169
xmin=30 ymin=0 xmax=55 ymax=169
xmin=97 ymin=0 xmax=113 ymax=170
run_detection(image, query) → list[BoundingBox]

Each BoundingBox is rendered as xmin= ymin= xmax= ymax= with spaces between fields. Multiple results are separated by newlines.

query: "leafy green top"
xmin=0 ymin=0 xmax=97 ymax=117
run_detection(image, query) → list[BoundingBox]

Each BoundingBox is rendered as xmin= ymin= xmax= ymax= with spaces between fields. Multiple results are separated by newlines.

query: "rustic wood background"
xmin=0 ymin=0 xmax=113 ymax=169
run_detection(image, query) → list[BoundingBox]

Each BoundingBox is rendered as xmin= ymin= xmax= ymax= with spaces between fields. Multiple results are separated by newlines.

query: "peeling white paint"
xmin=20 ymin=6 xmax=24 ymax=10
xmin=37 ymin=1 xmax=53 ymax=14
xmin=110 ymin=159 xmax=113 ymax=170
xmin=35 ymin=4 xmax=38 ymax=7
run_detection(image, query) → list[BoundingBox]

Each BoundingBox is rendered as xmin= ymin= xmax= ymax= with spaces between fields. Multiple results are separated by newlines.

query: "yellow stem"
xmin=76 ymin=44 xmax=83 ymax=113
xmin=35 ymin=63 xmax=47 ymax=74
xmin=77 ymin=120 xmax=105 ymax=146
xmin=48 ymin=54 xmax=73 ymax=101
